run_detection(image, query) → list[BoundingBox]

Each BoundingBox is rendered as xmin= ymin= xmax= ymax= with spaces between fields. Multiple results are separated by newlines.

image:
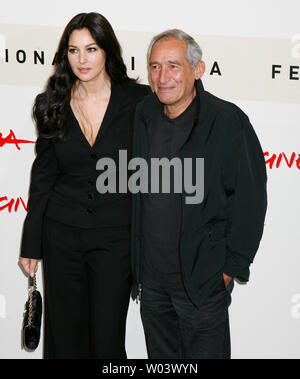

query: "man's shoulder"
xmin=134 ymin=86 xmax=251 ymax=129
xmin=121 ymin=81 xmax=152 ymax=99
xmin=204 ymin=90 xmax=252 ymax=140
xmin=135 ymin=92 xmax=158 ymax=116
xmin=204 ymin=90 xmax=248 ymax=121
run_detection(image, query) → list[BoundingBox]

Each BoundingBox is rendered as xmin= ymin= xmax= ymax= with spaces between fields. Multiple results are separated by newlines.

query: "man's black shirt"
xmin=141 ymin=93 xmax=199 ymax=286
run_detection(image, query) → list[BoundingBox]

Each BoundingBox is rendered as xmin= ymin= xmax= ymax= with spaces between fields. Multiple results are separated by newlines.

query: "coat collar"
xmin=92 ymin=81 xmax=126 ymax=148
xmin=70 ymin=80 xmax=127 ymax=151
xmin=143 ymin=79 xmax=218 ymax=152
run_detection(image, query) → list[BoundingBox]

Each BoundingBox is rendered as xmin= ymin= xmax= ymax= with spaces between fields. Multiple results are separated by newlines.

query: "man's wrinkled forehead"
xmin=150 ymin=36 xmax=188 ymax=61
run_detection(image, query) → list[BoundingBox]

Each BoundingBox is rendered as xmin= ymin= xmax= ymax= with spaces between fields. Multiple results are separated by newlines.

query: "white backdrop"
xmin=0 ymin=0 xmax=299 ymax=359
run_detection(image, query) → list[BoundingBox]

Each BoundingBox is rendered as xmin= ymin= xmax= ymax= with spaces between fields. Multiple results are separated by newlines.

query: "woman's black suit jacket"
xmin=20 ymin=81 xmax=150 ymax=259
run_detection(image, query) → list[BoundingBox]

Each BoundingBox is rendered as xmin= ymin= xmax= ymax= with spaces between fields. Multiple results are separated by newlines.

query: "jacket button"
xmin=87 ymin=193 xmax=94 ymax=200
xmin=90 ymin=154 xmax=97 ymax=160
xmin=88 ymin=179 xmax=94 ymax=186
xmin=86 ymin=208 xmax=93 ymax=214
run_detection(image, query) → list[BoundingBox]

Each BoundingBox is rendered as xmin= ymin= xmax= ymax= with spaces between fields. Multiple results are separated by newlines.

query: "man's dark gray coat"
xmin=131 ymin=79 xmax=267 ymax=307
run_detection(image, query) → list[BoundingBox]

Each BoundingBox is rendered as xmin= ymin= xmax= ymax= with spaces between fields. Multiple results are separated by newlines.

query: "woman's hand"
xmin=19 ymin=258 xmax=38 ymax=277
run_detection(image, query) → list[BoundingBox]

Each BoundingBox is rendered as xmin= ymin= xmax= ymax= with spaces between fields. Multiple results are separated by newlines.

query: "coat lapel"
xmin=139 ymin=79 xmax=220 ymax=195
xmin=140 ymin=96 xmax=161 ymax=159
xmin=178 ymin=81 xmax=221 ymax=209
xmin=92 ymin=81 xmax=126 ymax=148
xmin=178 ymin=80 xmax=219 ymax=156
xmin=143 ymin=80 xmax=219 ymax=156
xmin=69 ymin=81 xmax=126 ymax=151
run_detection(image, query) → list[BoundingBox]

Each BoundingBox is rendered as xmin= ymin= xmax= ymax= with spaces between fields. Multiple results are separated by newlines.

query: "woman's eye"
xmin=68 ymin=47 xmax=97 ymax=54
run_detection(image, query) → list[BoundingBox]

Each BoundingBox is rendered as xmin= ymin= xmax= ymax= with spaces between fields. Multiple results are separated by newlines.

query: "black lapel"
xmin=179 ymin=80 xmax=219 ymax=156
xmin=179 ymin=80 xmax=220 ymax=209
xmin=69 ymin=81 xmax=126 ymax=151
xmin=93 ymin=81 xmax=125 ymax=148
xmin=141 ymin=95 xmax=161 ymax=155
xmin=141 ymin=80 xmax=219 ymax=159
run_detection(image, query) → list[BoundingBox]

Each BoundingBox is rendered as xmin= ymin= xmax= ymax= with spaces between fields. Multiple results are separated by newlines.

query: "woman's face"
xmin=67 ymin=28 xmax=107 ymax=83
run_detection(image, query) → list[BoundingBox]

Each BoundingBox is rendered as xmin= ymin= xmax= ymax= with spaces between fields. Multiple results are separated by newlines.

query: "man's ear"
xmin=194 ymin=60 xmax=205 ymax=80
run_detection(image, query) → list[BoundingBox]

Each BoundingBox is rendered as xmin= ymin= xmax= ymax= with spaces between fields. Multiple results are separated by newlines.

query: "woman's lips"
xmin=78 ymin=68 xmax=91 ymax=74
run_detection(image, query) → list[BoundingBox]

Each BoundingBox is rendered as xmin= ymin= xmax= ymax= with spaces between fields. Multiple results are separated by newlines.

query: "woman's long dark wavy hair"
xmin=33 ymin=12 xmax=135 ymax=141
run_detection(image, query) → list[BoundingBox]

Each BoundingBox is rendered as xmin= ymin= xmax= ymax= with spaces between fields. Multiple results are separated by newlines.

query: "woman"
xmin=19 ymin=12 xmax=150 ymax=359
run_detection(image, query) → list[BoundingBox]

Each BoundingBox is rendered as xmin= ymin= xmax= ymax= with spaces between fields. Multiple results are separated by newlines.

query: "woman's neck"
xmin=74 ymin=73 xmax=111 ymax=101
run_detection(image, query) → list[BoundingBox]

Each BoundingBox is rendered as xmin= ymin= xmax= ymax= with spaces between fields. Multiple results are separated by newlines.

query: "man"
xmin=131 ymin=29 xmax=267 ymax=359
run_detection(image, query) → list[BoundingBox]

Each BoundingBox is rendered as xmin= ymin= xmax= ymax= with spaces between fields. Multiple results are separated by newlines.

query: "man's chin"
xmin=156 ymin=93 xmax=175 ymax=105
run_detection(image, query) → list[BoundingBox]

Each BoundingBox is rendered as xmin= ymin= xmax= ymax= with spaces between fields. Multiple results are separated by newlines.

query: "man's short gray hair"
xmin=147 ymin=29 xmax=203 ymax=70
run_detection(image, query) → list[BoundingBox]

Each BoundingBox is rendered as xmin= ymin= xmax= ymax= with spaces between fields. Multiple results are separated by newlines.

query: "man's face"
xmin=149 ymin=37 xmax=203 ymax=107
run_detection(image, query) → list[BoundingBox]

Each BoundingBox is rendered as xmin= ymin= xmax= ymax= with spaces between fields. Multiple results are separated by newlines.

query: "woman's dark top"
xmin=20 ymin=81 xmax=150 ymax=259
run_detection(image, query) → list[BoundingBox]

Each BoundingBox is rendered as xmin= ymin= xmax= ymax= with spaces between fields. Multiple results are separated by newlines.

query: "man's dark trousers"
xmin=140 ymin=276 xmax=234 ymax=359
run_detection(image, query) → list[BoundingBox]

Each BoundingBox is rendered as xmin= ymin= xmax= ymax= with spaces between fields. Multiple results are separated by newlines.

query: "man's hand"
xmin=223 ymin=273 xmax=232 ymax=288
xmin=19 ymin=258 xmax=38 ymax=277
